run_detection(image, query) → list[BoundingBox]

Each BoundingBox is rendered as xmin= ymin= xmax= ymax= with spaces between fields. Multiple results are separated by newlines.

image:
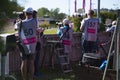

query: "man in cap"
xmin=16 ymin=7 xmax=38 ymax=80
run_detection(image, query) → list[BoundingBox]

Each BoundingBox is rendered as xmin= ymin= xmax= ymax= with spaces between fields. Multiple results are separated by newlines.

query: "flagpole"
xmin=90 ymin=0 xmax=92 ymax=10
xmin=97 ymin=0 xmax=100 ymax=19
xmin=82 ymin=0 xmax=85 ymax=14
xmin=74 ymin=0 xmax=77 ymax=13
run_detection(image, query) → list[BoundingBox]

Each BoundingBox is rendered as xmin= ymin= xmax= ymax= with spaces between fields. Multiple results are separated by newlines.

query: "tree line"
xmin=0 ymin=0 xmax=23 ymax=31
xmin=0 ymin=0 xmax=118 ymax=33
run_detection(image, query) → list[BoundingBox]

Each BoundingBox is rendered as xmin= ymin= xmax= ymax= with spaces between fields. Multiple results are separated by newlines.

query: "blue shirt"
xmin=57 ymin=26 xmax=70 ymax=39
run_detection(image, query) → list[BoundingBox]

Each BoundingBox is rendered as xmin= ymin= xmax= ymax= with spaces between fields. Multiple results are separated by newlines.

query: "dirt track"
xmin=73 ymin=65 xmax=116 ymax=80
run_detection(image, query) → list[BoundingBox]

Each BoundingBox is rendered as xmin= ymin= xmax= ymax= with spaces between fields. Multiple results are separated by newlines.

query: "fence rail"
xmin=1 ymin=32 xmax=111 ymax=73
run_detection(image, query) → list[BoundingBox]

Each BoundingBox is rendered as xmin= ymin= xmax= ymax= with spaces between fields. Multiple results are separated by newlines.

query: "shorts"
xmin=17 ymin=42 xmax=35 ymax=60
xmin=20 ymin=52 xmax=35 ymax=60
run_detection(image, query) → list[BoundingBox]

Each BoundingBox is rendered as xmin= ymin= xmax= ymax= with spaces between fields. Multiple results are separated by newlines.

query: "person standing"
xmin=57 ymin=18 xmax=73 ymax=63
xmin=16 ymin=7 xmax=39 ymax=80
xmin=80 ymin=10 xmax=100 ymax=53
xmin=106 ymin=20 xmax=116 ymax=33
xmin=33 ymin=10 xmax=45 ymax=77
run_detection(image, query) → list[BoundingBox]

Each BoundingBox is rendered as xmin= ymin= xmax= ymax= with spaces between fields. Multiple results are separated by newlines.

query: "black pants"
xmin=83 ymin=40 xmax=97 ymax=53
xmin=34 ymin=42 xmax=41 ymax=73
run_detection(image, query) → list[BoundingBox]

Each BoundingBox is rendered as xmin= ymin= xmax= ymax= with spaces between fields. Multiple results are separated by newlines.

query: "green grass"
xmin=44 ymin=28 xmax=57 ymax=34
xmin=1 ymin=28 xmax=58 ymax=34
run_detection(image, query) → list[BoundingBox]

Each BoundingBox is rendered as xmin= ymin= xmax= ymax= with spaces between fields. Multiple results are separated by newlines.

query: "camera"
xmin=13 ymin=11 xmax=25 ymax=20
xmin=56 ymin=22 xmax=63 ymax=28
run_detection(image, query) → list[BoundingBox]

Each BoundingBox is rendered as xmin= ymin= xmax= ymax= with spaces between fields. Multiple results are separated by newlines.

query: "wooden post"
xmin=116 ymin=9 xmax=120 ymax=80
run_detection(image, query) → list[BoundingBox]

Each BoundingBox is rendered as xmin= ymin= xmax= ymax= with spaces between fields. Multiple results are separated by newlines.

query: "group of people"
xmin=15 ymin=6 xmax=116 ymax=80
xmin=15 ymin=7 xmax=73 ymax=80
xmin=80 ymin=10 xmax=116 ymax=67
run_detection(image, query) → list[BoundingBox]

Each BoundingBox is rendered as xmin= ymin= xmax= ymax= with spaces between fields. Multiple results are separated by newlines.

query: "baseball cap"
xmin=23 ymin=7 xmax=34 ymax=13
xmin=112 ymin=20 xmax=117 ymax=25
xmin=62 ymin=18 xmax=70 ymax=25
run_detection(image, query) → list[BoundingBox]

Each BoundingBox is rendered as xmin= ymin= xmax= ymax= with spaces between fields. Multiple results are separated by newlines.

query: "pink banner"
xmin=82 ymin=0 xmax=85 ymax=13
xmin=87 ymin=28 xmax=95 ymax=33
xmin=90 ymin=0 xmax=92 ymax=10
xmin=23 ymin=37 xmax=36 ymax=45
xmin=62 ymin=40 xmax=71 ymax=45
xmin=74 ymin=0 xmax=77 ymax=12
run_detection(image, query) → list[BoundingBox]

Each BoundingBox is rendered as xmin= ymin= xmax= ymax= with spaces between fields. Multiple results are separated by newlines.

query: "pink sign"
xmin=87 ymin=28 xmax=95 ymax=33
xmin=23 ymin=37 xmax=36 ymax=45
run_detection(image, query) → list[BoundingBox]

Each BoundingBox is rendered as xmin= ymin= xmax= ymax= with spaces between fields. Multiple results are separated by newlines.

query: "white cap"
xmin=112 ymin=20 xmax=117 ymax=25
xmin=62 ymin=18 xmax=70 ymax=25
xmin=23 ymin=7 xmax=34 ymax=13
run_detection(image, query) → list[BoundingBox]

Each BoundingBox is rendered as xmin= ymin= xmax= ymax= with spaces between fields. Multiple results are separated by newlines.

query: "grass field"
xmin=1 ymin=28 xmax=58 ymax=34
xmin=44 ymin=28 xmax=57 ymax=34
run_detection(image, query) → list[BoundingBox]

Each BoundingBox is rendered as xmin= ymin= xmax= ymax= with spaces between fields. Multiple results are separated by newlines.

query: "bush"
xmin=39 ymin=22 xmax=50 ymax=29
xmin=71 ymin=16 xmax=83 ymax=32
xmin=99 ymin=23 xmax=106 ymax=32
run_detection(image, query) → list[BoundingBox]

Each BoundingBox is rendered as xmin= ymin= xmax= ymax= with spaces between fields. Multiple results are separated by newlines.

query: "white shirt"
xmin=81 ymin=17 xmax=99 ymax=41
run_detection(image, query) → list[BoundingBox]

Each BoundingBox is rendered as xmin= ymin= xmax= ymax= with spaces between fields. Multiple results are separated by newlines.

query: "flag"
xmin=74 ymin=0 xmax=77 ymax=12
xmin=90 ymin=0 xmax=92 ymax=10
xmin=82 ymin=0 xmax=85 ymax=13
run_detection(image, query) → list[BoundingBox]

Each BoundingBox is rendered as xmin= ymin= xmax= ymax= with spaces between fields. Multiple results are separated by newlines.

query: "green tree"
xmin=0 ymin=0 xmax=24 ymax=32
xmin=37 ymin=7 xmax=66 ymax=21
xmin=0 ymin=0 xmax=23 ymax=18
xmin=49 ymin=8 xmax=66 ymax=21
xmin=100 ymin=11 xmax=117 ymax=23
xmin=71 ymin=16 xmax=83 ymax=32
xmin=78 ymin=8 xmax=83 ymax=13
xmin=49 ymin=8 xmax=60 ymax=19
xmin=37 ymin=7 xmax=50 ymax=17
xmin=57 ymin=13 xmax=66 ymax=21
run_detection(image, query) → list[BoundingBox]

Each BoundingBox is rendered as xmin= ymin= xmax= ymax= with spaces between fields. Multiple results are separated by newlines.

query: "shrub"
xmin=39 ymin=22 xmax=50 ymax=29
